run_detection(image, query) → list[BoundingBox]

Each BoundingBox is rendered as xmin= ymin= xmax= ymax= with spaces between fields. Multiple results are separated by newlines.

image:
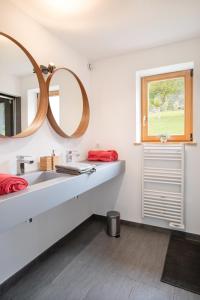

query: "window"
xmin=141 ymin=70 xmax=193 ymax=142
xmin=0 ymin=93 xmax=21 ymax=136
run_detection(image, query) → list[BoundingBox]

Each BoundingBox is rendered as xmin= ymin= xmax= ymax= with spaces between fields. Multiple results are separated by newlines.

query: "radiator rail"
xmin=142 ymin=144 xmax=184 ymax=229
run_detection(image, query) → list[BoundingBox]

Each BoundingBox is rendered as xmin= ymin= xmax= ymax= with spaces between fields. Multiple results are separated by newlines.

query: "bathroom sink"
xmin=0 ymin=160 xmax=125 ymax=234
xmin=22 ymin=171 xmax=66 ymax=185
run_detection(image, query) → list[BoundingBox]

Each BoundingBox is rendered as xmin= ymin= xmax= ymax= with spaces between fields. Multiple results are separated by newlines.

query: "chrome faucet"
xmin=17 ymin=156 xmax=34 ymax=175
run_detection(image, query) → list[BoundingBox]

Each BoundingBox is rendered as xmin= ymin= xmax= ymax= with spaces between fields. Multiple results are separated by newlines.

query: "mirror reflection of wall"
xmin=49 ymin=87 xmax=60 ymax=125
xmin=0 ymin=35 xmax=39 ymax=136
xmin=49 ymin=69 xmax=83 ymax=136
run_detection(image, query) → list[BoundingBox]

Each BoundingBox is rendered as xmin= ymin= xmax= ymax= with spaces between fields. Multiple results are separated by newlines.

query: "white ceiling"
xmin=10 ymin=0 xmax=200 ymax=61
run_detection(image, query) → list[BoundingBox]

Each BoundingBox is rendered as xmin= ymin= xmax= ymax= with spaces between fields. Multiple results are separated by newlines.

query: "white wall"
xmin=90 ymin=38 xmax=200 ymax=236
xmin=0 ymin=0 xmax=94 ymax=284
xmin=0 ymin=72 xmax=20 ymax=96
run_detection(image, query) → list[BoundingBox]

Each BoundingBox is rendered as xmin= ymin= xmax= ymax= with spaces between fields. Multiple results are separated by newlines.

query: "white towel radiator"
xmin=142 ymin=144 xmax=184 ymax=229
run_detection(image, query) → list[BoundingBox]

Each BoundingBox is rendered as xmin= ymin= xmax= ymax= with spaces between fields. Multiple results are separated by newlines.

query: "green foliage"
xmin=149 ymin=77 xmax=184 ymax=110
xmin=150 ymin=98 xmax=161 ymax=108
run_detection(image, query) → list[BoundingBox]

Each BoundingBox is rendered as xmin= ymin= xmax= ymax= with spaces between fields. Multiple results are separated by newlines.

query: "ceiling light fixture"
xmin=45 ymin=0 xmax=88 ymax=14
xmin=43 ymin=0 xmax=100 ymax=15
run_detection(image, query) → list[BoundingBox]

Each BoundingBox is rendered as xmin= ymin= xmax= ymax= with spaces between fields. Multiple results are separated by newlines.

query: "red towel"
xmin=0 ymin=174 xmax=28 ymax=196
xmin=88 ymin=150 xmax=118 ymax=162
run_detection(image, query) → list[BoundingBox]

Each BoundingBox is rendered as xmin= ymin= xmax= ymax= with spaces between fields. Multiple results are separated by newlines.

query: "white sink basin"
xmin=0 ymin=161 xmax=125 ymax=234
xmin=22 ymin=171 xmax=66 ymax=185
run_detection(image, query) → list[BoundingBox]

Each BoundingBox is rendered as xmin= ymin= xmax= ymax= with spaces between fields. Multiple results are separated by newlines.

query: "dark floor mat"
xmin=161 ymin=232 xmax=200 ymax=295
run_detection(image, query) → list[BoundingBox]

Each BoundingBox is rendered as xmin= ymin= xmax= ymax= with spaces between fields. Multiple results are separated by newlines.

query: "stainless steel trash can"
xmin=107 ymin=211 xmax=120 ymax=237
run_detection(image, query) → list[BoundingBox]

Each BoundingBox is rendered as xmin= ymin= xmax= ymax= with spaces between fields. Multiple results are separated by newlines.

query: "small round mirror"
xmin=47 ymin=68 xmax=90 ymax=138
xmin=0 ymin=32 xmax=47 ymax=138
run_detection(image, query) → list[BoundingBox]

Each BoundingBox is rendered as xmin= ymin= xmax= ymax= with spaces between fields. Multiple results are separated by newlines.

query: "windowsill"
xmin=134 ymin=141 xmax=197 ymax=145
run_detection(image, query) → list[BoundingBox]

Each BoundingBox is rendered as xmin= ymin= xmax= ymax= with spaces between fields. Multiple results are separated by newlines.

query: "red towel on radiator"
xmin=0 ymin=174 xmax=28 ymax=196
xmin=88 ymin=150 xmax=118 ymax=162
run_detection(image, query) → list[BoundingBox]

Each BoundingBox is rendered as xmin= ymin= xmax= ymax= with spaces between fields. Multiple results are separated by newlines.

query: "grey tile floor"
xmin=1 ymin=218 xmax=200 ymax=300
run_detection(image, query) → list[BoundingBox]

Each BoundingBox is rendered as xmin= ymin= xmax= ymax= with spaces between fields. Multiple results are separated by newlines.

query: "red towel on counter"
xmin=88 ymin=150 xmax=118 ymax=162
xmin=0 ymin=174 xmax=28 ymax=196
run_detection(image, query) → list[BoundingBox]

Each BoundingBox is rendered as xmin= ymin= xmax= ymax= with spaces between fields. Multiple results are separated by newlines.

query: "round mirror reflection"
xmin=0 ymin=34 xmax=43 ymax=137
xmin=47 ymin=68 xmax=89 ymax=138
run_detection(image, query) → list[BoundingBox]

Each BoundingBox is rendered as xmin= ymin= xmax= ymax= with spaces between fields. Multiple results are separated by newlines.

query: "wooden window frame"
xmin=141 ymin=70 xmax=193 ymax=142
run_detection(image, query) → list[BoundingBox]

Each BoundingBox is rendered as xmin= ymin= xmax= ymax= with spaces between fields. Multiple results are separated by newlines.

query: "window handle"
xmin=143 ymin=116 xmax=147 ymax=126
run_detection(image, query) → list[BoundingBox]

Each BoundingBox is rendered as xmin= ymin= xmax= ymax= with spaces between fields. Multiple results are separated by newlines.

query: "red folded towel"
xmin=88 ymin=150 xmax=118 ymax=162
xmin=0 ymin=174 xmax=28 ymax=196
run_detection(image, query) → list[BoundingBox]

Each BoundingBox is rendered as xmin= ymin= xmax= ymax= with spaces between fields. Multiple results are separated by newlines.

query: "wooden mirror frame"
xmin=47 ymin=67 xmax=90 ymax=138
xmin=0 ymin=32 xmax=48 ymax=138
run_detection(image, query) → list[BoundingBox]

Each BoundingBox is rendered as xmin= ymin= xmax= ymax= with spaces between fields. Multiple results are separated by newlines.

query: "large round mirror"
xmin=0 ymin=32 xmax=48 ymax=138
xmin=47 ymin=68 xmax=90 ymax=138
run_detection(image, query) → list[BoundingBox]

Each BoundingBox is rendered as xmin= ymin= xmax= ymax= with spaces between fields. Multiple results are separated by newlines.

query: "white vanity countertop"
xmin=0 ymin=160 xmax=125 ymax=233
